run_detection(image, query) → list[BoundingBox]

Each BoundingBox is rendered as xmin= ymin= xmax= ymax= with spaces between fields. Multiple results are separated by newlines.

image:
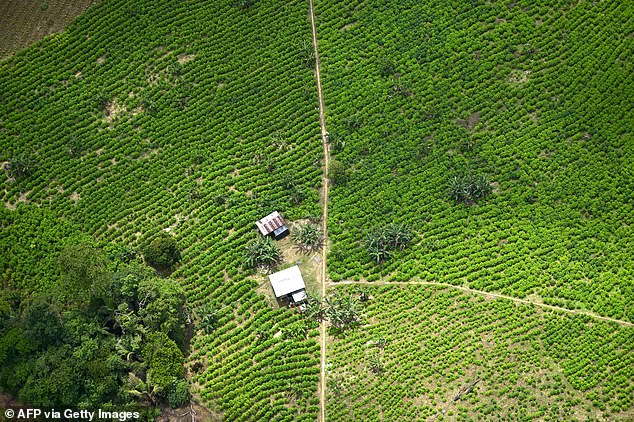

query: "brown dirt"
xmin=509 ymin=70 xmax=530 ymax=83
xmin=178 ymin=54 xmax=196 ymax=64
xmin=0 ymin=0 xmax=98 ymax=60
xmin=457 ymin=112 xmax=480 ymax=131
xmin=339 ymin=22 xmax=357 ymax=32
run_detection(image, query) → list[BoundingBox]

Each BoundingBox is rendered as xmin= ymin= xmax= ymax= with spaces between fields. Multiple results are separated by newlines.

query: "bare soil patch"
xmin=178 ymin=54 xmax=196 ymax=64
xmin=457 ymin=112 xmax=480 ymax=131
xmin=339 ymin=22 xmax=357 ymax=32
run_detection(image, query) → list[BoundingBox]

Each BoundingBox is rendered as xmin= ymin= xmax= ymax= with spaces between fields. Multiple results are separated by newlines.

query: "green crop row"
xmin=326 ymin=284 xmax=634 ymax=421
xmin=316 ymin=0 xmax=634 ymax=321
xmin=1 ymin=0 xmax=322 ymax=419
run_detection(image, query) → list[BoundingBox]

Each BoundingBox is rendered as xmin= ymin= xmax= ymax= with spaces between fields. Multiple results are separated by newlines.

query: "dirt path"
xmin=334 ymin=280 xmax=634 ymax=328
xmin=308 ymin=0 xmax=329 ymax=420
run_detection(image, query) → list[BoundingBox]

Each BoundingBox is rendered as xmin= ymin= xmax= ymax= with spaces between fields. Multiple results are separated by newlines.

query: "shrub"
xmin=143 ymin=234 xmax=181 ymax=270
xmin=142 ymin=332 xmax=184 ymax=396
xmin=167 ymin=378 xmax=190 ymax=408
xmin=364 ymin=223 xmax=413 ymax=263
xmin=292 ymin=223 xmax=323 ymax=253
xmin=7 ymin=156 xmax=38 ymax=180
xmin=244 ymin=237 xmax=281 ymax=269
xmin=448 ymin=172 xmax=492 ymax=204
xmin=328 ymin=160 xmax=348 ymax=186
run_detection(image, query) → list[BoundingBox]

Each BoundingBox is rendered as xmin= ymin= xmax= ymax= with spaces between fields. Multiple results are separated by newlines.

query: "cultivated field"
xmin=1 ymin=0 xmax=633 ymax=420
xmin=1 ymin=0 xmax=322 ymax=419
xmin=0 ymin=0 xmax=97 ymax=59
xmin=317 ymin=0 xmax=634 ymax=321
xmin=326 ymin=285 xmax=634 ymax=421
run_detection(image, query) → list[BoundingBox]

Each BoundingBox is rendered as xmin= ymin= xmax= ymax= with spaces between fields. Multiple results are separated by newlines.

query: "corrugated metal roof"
xmin=256 ymin=211 xmax=286 ymax=236
xmin=269 ymin=265 xmax=306 ymax=297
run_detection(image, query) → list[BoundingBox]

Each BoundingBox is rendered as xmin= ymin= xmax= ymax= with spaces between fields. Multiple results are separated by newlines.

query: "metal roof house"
xmin=269 ymin=265 xmax=307 ymax=304
xmin=256 ymin=211 xmax=289 ymax=240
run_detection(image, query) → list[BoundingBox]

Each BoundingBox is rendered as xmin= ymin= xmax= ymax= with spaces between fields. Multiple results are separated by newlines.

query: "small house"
xmin=269 ymin=265 xmax=307 ymax=305
xmin=255 ymin=211 xmax=289 ymax=240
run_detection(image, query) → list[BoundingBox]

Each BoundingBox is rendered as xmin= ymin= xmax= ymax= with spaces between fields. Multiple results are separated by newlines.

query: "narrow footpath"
xmin=335 ymin=280 xmax=634 ymax=328
xmin=308 ymin=0 xmax=329 ymax=420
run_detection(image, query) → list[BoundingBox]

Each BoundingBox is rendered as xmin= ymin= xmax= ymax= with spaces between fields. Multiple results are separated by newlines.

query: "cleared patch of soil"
xmin=457 ymin=112 xmax=480 ymax=131
xmin=339 ymin=22 xmax=357 ymax=32
xmin=509 ymin=70 xmax=530 ymax=83
xmin=178 ymin=54 xmax=196 ymax=64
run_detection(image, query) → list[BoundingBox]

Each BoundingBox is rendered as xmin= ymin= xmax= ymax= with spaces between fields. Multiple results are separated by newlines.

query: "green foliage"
xmin=301 ymin=40 xmax=316 ymax=69
xmin=232 ymin=0 xmax=255 ymax=9
xmin=143 ymin=233 xmax=181 ymax=271
xmin=328 ymin=160 xmax=348 ymax=186
xmin=244 ymin=236 xmax=282 ymax=269
xmin=448 ymin=172 xmax=492 ymax=204
xmin=198 ymin=304 xmax=220 ymax=334
xmin=167 ymin=378 xmax=190 ymax=408
xmin=367 ymin=351 xmax=384 ymax=375
xmin=292 ymin=223 xmax=323 ymax=252
xmin=324 ymin=292 xmax=362 ymax=331
xmin=142 ymin=332 xmax=184 ymax=395
xmin=0 ymin=240 xmax=189 ymax=412
xmin=364 ymin=223 xmax=413 ymax=263
xmin=320 ymin=0 xmax=634 ymax=321
xmin=58 ymin=241 xmax=111 ymax=303
xmin=327 ymin=285 xmax=634 ymax=420
xmin=6 ymin=156 xmax=38 ymax=180
xmin=0 ymin=0 xmax=323 ymax=417
xmin=304 ymin=293 xmax=326 ymax=322
xmin=20 ymin=301 xmax=63 ymax=350
xmin=137 ymin=277 xmax=188 ymax=347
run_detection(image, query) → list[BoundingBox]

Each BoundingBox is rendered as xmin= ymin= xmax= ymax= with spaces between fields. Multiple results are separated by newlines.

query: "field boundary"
xmin=334 ymin=280 xmax=634 ymax=327
xmin=308 ymin=0 xmax=329 ymax=420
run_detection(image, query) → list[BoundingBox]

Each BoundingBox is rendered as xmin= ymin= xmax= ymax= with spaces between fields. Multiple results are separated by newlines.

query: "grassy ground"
xmin=0 ymin=0 xmax=97 ymax=59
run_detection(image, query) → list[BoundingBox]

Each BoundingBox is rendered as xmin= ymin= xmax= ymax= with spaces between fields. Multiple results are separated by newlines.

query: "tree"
xmin=137 ymin=277 xmax=188 ymax=347
xmin=367 ymin=351 xmax=384 ymax=375
xmin=141 ymin=332 xmax=185 ymax=397
xmin=198 ymin=304 xmax=220 ymax=334
xmin=58 ymin=241 xmax=111 ymax=304
xmin=328 ymin=160 xmax=348 ymax=186
xmin=167 ymin=378 xmax=189 ymax=408
xmin=301 ymin=40 xmax=315 ymax=69
xmin=6 ymin=155 xmax=38 ymax=180
xmin=292 ymin=223 xmax=324 ymax=253
xmin=244 ymin=237 xmax=282 ymax=269
xmin=232 ymin=0 xmax=254 ymax=9
xmin=325 ymin=293 xmax=361 ymax=330
xmin=143 ymin=233 xmax=181 ymax=271
xmin=21 ymin=301 xmax=64 ymax=350
xmin=304 ymin=294 xmax=326 ymax=322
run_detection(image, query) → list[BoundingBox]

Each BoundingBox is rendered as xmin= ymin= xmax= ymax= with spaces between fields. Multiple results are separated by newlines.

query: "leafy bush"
xmin=167 ymin=378 xmax=190 ymax=408
xmin=328 ymin=160 xmax=348 ymax=186
xmin=364 ymin=223 xmax=413 ymax=263
xmin=448 ymin=172 xmax=492 ymax=204
xmin=142 ymin=332 xmax=184 ymax=396
xmin=143 ymin=234 xmax=181 ymax=271
xmin=244 ymin=237 xmax=282 ymax=269
xmin=6 ymin=156 xmax=38 ymax=180
xmin=292 ymin=223 xmax=323 ymax=252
